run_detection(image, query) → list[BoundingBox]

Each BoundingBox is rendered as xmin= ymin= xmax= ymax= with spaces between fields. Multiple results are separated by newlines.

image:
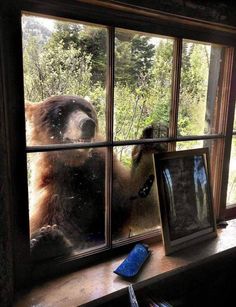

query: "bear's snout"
xmin=62 ymin=109 xmax=97 ymax=143
xmin=79 ymin=117 xmax=96 ymax=139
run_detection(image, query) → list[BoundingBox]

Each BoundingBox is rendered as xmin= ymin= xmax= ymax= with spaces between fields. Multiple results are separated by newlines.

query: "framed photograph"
xmin=153 ymin=148 xmax=217 ymax=255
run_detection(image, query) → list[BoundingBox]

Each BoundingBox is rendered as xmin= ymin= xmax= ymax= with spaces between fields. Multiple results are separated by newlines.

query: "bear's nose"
xmin=80 ymin=118 xmax=96 ymax=138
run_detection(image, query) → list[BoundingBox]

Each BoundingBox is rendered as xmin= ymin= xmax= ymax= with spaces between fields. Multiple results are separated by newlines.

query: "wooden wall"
xmin=116 ymin=0 xmax=236 ymax=27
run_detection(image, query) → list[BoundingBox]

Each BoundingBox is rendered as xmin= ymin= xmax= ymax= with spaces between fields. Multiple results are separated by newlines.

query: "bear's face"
xmin=25 ymin=95 xmax=98 ymax=145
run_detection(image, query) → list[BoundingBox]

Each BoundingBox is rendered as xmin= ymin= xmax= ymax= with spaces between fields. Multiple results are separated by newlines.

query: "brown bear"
xmin=26 ymin=95 xmax=165 ymax=261
xmin=129 ymin=125 xmax=168 ymax=235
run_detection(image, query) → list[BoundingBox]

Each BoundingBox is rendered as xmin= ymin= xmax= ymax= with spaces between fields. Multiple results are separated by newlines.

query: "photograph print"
xmin=153 ymin=148 xmax=217 ymax=255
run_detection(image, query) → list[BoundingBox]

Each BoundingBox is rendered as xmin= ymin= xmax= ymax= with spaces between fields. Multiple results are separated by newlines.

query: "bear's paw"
xmin=30 ymin=225 xmax=73 ymax=261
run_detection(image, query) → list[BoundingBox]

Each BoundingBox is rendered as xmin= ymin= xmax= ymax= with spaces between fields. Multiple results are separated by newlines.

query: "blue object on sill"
xmin=113 ymin=243 xmax=151 ymax=278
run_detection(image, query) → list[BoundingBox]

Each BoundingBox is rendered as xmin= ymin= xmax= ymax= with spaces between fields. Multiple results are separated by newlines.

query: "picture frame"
xmin=153 ymin=148 xmax=217 ymax=255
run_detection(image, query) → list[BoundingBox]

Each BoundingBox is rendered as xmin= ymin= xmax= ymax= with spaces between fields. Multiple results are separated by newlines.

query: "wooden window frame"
xmin=1 ymin=0 xmax=236 ymax=288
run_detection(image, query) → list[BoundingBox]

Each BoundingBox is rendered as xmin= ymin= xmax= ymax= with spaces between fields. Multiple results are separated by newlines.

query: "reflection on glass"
xmin=178 ymin=41 xmax=224 ymax=136
xmin=28 ymin=148 xmax=106 ymax=260
xmin=162 ymin=155 xmax=211 ymax=241
xmin=227 ymin=137 xmax=236 ymax=206
xmin=176 ymin=140 xmax=204 ymax=151
xmin=112 ymin=145 xmax=161 ymax=242
xmin=176 ymin=140 xmax=214 ymax=155
xmin=114 ymin=28 xmax=173 ymax=141
xmin=22 ymin=15 xmax=107 ymax=145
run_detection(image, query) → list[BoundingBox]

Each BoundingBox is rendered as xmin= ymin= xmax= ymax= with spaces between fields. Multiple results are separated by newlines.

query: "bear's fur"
xmin=129 ymin=125 xmax=168 ymax=234
xmin=26 ymin=95 xmax=165 ymax=260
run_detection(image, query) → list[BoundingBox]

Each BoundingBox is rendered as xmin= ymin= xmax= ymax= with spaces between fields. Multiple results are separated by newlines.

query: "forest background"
xmin=22 ymin=16 xmax=236 ymax=204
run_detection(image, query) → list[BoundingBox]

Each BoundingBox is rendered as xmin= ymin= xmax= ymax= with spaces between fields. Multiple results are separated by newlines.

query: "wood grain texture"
xmin=15 ymin=219 xmax=236 ymax=306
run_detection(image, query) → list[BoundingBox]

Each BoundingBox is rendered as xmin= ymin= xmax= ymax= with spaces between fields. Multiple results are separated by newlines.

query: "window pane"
xmin=178 ymin=41 xmax=225 ymax=136
xmin=177 ymin=140 xmax=204 ymax=151
xmin=176 ymin=139 xmax=214 ymax=152
xmin=227 ymin=137 xmax=236 ymax=206
xmin=22 ymin=15 xmax=107 ymax=145
xmin=114 ymin=29 xmax=174 ymax=141
xmin=27 ymin=148 xmax=106 ymax=261
xmin=112 ymin=145 xmax=161 ymax=242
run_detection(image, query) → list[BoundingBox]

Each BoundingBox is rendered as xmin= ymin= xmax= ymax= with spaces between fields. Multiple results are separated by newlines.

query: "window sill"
xmin=15 ymin=219 xmax=236 ymax=307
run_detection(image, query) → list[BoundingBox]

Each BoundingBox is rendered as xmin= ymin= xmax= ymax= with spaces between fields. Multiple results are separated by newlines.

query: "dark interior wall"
xmin=0 ymin=1 xmax=236 ymax=306
xmin=0 ymin=11 xmax=14 ymax=306
xmin=0 ymin=133 xmax=13 ymax=307
xmin=115 ymin=0 xmax=236 ymax=27
xmin=0 ymin=48 xmax=14 ymax=307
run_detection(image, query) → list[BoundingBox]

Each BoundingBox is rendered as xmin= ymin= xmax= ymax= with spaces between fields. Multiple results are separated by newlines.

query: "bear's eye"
xmin=48 ymin=107 xmax=65 ymax=130
xmin=55 ymin=108 xmax=63 ymax=116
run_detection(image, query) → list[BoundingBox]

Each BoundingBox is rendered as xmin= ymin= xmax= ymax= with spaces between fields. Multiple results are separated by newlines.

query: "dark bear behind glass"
xmin=26 ymin=95 xmax=163 ymax=261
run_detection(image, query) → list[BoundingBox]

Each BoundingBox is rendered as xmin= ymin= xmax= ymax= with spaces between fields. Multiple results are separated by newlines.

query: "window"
xmin=1 ymin=1 xmax=236 ymax=285
xmin=23 ymin=15 xmax=170 ymax=260
xmin=22 ymin=12 xmax=234 ymax=262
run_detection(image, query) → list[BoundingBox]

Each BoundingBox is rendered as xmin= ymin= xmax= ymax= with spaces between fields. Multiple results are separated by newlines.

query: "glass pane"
xmin=177 ymin=140 xmax=204 ymax=151
xmin=114 ymin=29 xmax=174 ymax=141
xmin=22 ymin=15 xmax=107 ymax=145
xmin=227 ymin=137 xmax=236 ymax=206
xmin=28 ymin=148 xmax=106 ymax=261
xmin=177 ymin=139 xmax=213 ymax=152
xmin=178 ymin=41 xmax=225 ymax=136
xmin=176 ymin=139 xmax=215 ymax=195
xmin=112 ymin=145 xmax=161 ymax=242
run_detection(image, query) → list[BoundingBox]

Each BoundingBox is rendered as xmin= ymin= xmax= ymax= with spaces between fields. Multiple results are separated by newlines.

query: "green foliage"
xmin=149 ymin=40 xmax=173 ymax=127
xmin=23 ymin=36 xmax=46 ymax=101
xmin=42 ymin=41 xmax=92 ymax=97
xmin=50 ymin=22 xmax=107 ymax=85
xmin=22 ymin=16 xmax=51 ymax=48
xmin=115 ymin=31 xmax=155 ymax=89
xmin=114 ymin=33 xmax=172 ymax=146
xmin=23 ymin=35 xmax=93 ymax=101
xmin=22 ymin=17 xmax=212 ymax=155
xmin=178 ymin=42 xmax=210 ymax=136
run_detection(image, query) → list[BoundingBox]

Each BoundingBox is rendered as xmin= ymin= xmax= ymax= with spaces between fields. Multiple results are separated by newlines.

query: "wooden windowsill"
xmin=15 ymin=219 xmax=236 ymax=307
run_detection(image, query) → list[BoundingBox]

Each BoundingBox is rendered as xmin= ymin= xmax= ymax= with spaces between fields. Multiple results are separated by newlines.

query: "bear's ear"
xmin=24 ymin=102 xmax=43 ymax=144
xmin=24 ymin=102 xmax=39 ymax=121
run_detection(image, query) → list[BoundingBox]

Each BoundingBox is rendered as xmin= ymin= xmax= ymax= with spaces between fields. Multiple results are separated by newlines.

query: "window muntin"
xmin=21 ymin=12 xmax=232 ymax=263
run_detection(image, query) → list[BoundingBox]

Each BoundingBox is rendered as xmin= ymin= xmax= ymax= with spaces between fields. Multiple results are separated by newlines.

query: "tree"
xmin=22 ymin=16 xmax=51 ymax=49
xmin=115 ymin=31 xmax=155 ymax=89
xmin=148 ymin=39 xmax=173 ymax=128
xmin=23 ymin=36 xmax=47 ymax=101
xmin=22 ymin=17 xmax=212 ymax=154
xmin=48 ymin=22 xmax=107 ymax=85
xmin=114 ymin=38 xmax=173 ymax=161
xmin=130 ymin=35 xmax=155 ymax=88
xmin=23 ymin=20 xmax=107 ymax=134
xmin=42 ymin=41 xmax=93 ymax=98
xmin=179 ymin=42 xmax=210 ymax=137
